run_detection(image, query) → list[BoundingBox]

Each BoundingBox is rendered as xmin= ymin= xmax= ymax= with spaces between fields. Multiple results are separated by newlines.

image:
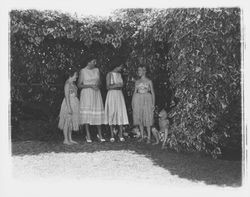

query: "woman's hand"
xmin=91 ymin=84 xmax=99 ymax=91
xmin=108 ymin=83 xmax=122 ymax=90
xmin=117 ymin=82 xmax=123 ymax=87
xmin=68 ymin=108 xmax=73 ymax=115
xmin=78 ymin=83 xmax=83 ymax=89
xmin=114 ymin=83 xmax=123 ymax=89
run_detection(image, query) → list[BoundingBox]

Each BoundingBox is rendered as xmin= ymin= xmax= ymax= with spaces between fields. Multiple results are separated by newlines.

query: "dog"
xmin=152 ymin=109 xmax=170 ymax=149
xmin=130 ymin=127 xmax=141 ymax=138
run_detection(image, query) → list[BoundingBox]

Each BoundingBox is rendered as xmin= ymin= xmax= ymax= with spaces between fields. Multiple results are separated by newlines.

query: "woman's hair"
xmin=110 ymin=57 xmax=124 ymax=70
xmin=85 ymin=55 xmax=96 ymax=65
xmin=110 ymin=63 xmax=124 ymax=71
xmin=137 ymin=64 xmax=147 ymax=72
xmin=137 ymin=64 xmax=149 ymax=77
xmin=80 ymin=55 xmax=96 ymax=66
xmin=64 ymin=67 xmax=77 ymax=81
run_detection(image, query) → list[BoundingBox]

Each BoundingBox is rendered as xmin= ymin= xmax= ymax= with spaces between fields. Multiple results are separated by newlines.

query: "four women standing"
xmin=58 ymin=58 xmax=155 ymax=145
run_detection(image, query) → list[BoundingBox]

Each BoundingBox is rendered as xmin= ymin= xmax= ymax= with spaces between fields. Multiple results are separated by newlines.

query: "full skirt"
xmin=104 ymin=90 xmax=129 ymax=125
xmin=58 ymin=95 xmax=80 ymax=131
xmin=133 ymin=93 xmax=153 ymax=127
xmin=79 ymin=88 xmax=105 ymax=125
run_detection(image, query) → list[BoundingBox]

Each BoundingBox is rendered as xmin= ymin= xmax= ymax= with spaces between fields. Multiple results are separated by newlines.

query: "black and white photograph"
xmin=0 ymin=0 xmax=249 ymax=197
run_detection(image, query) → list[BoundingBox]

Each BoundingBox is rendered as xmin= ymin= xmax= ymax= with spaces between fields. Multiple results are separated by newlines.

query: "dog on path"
xmin=152 ymin=109 xmax=170 ymax=149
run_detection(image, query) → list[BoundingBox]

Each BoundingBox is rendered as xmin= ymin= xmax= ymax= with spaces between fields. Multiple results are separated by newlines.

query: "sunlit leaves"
xmin=10 ymin=8 xmax=241 ymax=158
xmin=166 ymin=8 xmax=241 ymax=158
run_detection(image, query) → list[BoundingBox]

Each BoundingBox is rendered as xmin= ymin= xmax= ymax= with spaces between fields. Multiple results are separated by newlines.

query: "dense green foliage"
xmin=10 ymin=8 xmax=241 ymax=159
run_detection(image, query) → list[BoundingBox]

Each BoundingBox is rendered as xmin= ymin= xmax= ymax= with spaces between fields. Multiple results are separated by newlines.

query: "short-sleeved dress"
xmin=104 ymin=72 xmax=129 ymax=125
xmin=58 ymin=82 xmax=80 ymax=131
xmin=79 ymin=67 xmax=105 ymax=125
xmin=133 ymin=81 xmax=154 ymax=127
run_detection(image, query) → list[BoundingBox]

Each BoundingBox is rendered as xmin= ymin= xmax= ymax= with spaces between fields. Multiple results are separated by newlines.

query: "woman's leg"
xmin=68 ymin=129 xmax=77 ymax=144
xmin=138 ymin=124 xmax=144 ymax=142
xmin=118 ymin=125 xmax=124 ymax=140
xmin=146 ymin=126 xmax=151 ymax=144
xmin=85 ymin=124 xmax=91 ymax=141
xmin=78 ymin=124 xmax=82 ymax=135
xmin=63 ymin=126 xmax=71 ymax=145
xmin=110 ymin=125 xmax=114 ymax=139
xmin=97 ymin=125 xmax=103 ymax=139
xmin=68 ymin=128 xmax=72 ymax=142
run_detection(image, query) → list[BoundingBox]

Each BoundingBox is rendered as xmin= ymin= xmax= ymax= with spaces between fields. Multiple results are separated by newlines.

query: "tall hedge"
xmin=168 ymin=8 xmax=241 ymax=158
xmin=10 ymin=8 xmax=241 ymax=158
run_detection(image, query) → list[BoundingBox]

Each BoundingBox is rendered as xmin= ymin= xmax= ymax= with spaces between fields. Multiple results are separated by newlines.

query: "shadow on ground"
xmin=12 ymin=133 xmax=242 ymax=187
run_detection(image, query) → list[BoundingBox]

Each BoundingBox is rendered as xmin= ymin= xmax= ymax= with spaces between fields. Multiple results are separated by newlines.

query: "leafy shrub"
xmin=10 ymin=8 xmax=241 ymax=158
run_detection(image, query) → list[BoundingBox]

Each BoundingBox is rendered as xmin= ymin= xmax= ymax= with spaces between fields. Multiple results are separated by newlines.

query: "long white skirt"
xmin=104 ymin=90 xmax=129 ymax=125
xmin=79 ymin=88 xmax=105 ymax=125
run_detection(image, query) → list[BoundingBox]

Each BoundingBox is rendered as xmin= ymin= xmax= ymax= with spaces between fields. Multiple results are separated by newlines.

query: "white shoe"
xmin=86 ymin=137 xmax=92 ymax=143
xmin=119 ymin=137 xmax=125 ymax=142
xmin=97 ymin=134 xmax=106 ymax=142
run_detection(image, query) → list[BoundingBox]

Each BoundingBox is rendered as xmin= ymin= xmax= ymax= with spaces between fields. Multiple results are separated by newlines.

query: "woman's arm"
xmin=106 ymin=73 xmax=123 ymax=90
xmin=78 ymin=69 xmax=97 ymax=89
xmin=96 ymin=69 xmax=101 ymax=88
xmin=149 ymin=80 xmax=155 ymax=108
xmin=77 ymin=70 xmax=83 ymax=88
xmin=109 ymin=83 xmax=123 ymax=89
xmin=131 ymin=81 xmax=138 ymax=110
xmin=114 ymin=80 xmax=123 ymax=88
xmin=106 ymin=72 xmax=111 ymax=90
xmin=64 ymin=83 xmax=72 ymax=114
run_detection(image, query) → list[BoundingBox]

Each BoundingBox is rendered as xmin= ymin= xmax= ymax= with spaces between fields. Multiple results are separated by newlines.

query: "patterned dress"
xmin=79 ymin=67 xmax=105 ymax=125
xmin=104 ymin=72 xmax=129 ymax=125
xmin=58 ymin=82 xmax=80 ymax=131
xmin=133 ymin=81 xmax=154 ymax=127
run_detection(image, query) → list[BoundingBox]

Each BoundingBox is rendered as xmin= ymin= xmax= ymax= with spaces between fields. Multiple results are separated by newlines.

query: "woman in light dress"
xmin=58 ymin=69 xmax=79 ymax=145
xmin=104 ymin=64 xmax=129 ymax=142
xmin=78 ymin=58 xmax=105 ymax=142
xmin=132 ymin=65 xmax=155 ymax=143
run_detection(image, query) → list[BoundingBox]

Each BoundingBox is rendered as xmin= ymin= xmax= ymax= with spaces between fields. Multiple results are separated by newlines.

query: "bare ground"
xmin=11 ymin=139 xmax=242 ymax=188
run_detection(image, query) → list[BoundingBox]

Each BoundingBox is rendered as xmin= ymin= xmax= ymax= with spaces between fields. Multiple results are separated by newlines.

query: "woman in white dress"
xmin=104 ymin=64 xmax=129 ymax=142
xmin=58 ymin=69 xmax=79 ymax=145
xmin=78 ymin=58 xmax=105 ymax=142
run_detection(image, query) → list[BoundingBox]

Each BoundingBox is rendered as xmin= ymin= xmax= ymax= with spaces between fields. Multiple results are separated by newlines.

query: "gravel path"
xmin=11 ymin=139 xmax=242 ymax=197
xmin=13 ymin=150 xmax=217 ymax=187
